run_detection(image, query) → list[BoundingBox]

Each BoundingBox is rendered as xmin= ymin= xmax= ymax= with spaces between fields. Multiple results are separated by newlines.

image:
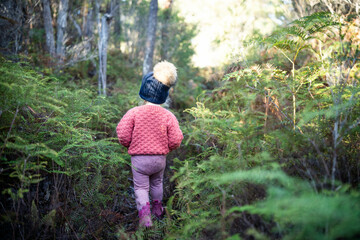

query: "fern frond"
xmin=263 ymin=12 xmax=338 ymax=53
xmin=273 ymin=39 xmax=298 ymax=51
xmin=285 ymin=26 xmax=308 ymax=40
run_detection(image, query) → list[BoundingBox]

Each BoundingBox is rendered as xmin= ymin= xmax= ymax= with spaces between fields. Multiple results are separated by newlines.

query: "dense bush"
xmin=168 ymin=12 xmax=360 ymax=239
xmin=0 ymin=57 xmax=135 ymax=239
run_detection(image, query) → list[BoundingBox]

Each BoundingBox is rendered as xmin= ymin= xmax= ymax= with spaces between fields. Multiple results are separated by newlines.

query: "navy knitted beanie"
xmin=139 ymin=72 xmax=170 ymax=104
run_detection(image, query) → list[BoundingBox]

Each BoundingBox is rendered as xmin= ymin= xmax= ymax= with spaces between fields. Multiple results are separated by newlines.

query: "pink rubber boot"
xmin=139 ymin=202 xmax=153 ymax=227
xmin=152 ymin=200 xmax=164 ymax=219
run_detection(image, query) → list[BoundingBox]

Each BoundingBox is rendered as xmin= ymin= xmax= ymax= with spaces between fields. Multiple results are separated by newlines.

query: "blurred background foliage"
xmin=1 ymin=0 xmax=360 ymax=239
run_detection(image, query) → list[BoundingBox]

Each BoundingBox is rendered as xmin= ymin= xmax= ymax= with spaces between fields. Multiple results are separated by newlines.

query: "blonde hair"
xmin=153 ymin=61 xmax=177 ymax=87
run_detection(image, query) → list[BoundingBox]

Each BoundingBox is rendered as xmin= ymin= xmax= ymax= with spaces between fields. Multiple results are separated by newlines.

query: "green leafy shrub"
xmin=168 ymin=12 xmax=360 ymax=239
xmin=0 ymin=57 xmax=132 ymax=239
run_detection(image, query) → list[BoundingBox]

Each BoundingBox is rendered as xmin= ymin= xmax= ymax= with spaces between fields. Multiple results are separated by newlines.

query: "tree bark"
xmin=113 ymin=0 xmax=121 ymax=47
xmin=56 ymin=0 xmax=69 ymax=62
xmin=81 ymin=0 xmax=88 ymax=32
xmin=96 ymin=0 xmax=102 ymax=95
xmin=41 ymin=0 xmax=55 ymax=57
xmin=0 ymin=0 xmax=24 ymax=55
xmin=84 ymin=8 xmax=93 ymax=38
xmin=96 ymin=0 xmax=113 ymax=96
xmin=98 ymin=14 xmax=112 ymax=96
xmin=142 ymin=0 xmax=158 ymax=75
xmin=160 ymin=0 xmax=172 ymax=60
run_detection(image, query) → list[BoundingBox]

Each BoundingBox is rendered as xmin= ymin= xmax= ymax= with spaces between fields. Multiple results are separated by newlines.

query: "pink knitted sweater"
xmin=116 ymin=105 xmax=183 ymax=155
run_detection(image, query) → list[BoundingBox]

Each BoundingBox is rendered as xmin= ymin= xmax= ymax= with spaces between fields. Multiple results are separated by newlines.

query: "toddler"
xmin=116 ymin=61 xmax=183 ymax=227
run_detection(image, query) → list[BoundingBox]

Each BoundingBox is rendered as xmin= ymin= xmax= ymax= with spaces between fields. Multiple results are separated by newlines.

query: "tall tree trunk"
xmin=96 ymin=0 xmax=113 ymax=96
xmin=41 ymin=0 xmax=55 ymax=57
xmin=113 ymin=0 xmax=121 ymax=48
xmin=84 ymin=8 xmax=93 ymax=38
xmin=142 ymin=0 xmax=158 ymax=75
xmin=56 ymin=0 xmax=69 ymax=63
xmin=98 ymin=15 xmax=112 ymax=96
xmin=160 ymin=0 xmax=172 ymax=60
xmin=81 ymin=0 xmax=88 ymax=32
xmin=84 ymin=2 xmax=94 ymax=73
xmin=96 ymin=0 xmax=101 ymax=95
xmin=0 ymin=0 xmax=24 ymax=55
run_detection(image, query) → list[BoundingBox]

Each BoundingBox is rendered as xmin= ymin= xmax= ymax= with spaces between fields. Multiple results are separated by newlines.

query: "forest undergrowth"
xmin=1 ymin=11 xmax=360 ymax=240
xmin=166 ymin=12 xmax=360 ymax=240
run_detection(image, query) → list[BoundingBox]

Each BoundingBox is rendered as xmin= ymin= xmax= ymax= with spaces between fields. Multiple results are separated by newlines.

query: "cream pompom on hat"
xmin=139 ymin=61 xmax=177 ymax=104
xmin=153 ymin=61 xmax=177 ymax=87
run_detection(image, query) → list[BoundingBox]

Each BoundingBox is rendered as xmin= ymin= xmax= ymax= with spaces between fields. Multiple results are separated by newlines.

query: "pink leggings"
xmin=131 ymin=155 xmax=166 ymax=211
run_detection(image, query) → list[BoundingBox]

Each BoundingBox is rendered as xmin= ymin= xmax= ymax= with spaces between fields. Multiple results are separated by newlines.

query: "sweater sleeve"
xmin=167 ymin=113 xmax=183 ymax=151
xmin=116 ymin=109 xmax=135 ymax=148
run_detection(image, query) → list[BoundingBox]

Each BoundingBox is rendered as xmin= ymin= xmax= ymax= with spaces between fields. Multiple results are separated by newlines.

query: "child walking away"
xmin=116 ymin=61 xmax=183 ymax=228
